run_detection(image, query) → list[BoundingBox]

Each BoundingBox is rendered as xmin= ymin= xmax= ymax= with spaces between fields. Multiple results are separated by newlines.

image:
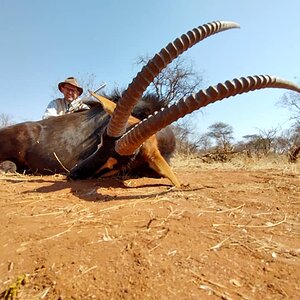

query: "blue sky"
xmin=0 ymin=0 xmax=299 ymax=140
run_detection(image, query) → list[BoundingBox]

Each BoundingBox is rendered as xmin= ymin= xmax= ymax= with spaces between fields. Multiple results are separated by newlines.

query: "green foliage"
xmin=0 ymin=274 xmax=27 ymax=300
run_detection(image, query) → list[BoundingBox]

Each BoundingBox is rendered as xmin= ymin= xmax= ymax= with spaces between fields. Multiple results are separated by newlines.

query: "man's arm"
xmin=68 ymin=98 xmax=90 ymax=113
xmin=42 ymin=99 xmax=64 ymax=119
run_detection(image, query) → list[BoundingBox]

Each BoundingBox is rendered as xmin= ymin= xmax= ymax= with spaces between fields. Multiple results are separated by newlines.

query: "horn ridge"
xmin=115 ymin=75 xmax=300 ymax=156
xmin=107 ymin=20 xmax=240 ymax=138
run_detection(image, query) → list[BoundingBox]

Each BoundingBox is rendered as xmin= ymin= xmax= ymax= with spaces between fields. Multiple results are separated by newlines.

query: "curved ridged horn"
xmin=107 ymin=20 xmax=240 ymax=138
xmin=115 ymin=75 xmax=300 ymax=156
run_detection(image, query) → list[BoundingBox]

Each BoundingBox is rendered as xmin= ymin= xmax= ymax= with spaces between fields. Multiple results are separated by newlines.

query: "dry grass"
xmin=0 ymin=155 xmax=299 ymax=299
xmin=172 ymin=152 xmax=300 ymax=174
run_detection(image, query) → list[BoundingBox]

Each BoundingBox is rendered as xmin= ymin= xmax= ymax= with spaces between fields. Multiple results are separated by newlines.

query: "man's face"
xmin=61 ymin=84 xmax=80 ymax=102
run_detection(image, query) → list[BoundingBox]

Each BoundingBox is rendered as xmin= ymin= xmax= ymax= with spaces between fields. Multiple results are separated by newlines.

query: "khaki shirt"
xmin=42 ymin=98 xmax=89 ymax=119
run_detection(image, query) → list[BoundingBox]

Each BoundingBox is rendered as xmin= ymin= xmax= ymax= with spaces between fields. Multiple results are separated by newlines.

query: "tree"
xmin=135 ymin=55 xmax=203 ymax=105
xmin=135 ymin=55 xmax=204 ymax=155
xmin=278 ymin=89 xmax=300 ymax=123
xmin=172 ymin=119 xmax=210 ymax=155
xmin=238 ymin=127 xmax=278 ymax=157
xmin=207 ymin=122 xmax=234 ymax=152
xmin=172 ymin=123 xmax=198 ymax=155
xmin=0 ymin=113 xmax=14 ymax=128
xmin=289 ymin=145 xmax=300 ymax=162
xmin=196 ymin=133 xmax=212 ymax=153
xmin=273 ymin=136 xmax=290 ymax=154
xmin=289 ymin=122 xmax=300 ymax=145
xmin=281 ymin=123 xmax=300 ymax=162
xmin=257 ymin=128 xmax=279 ymax=154
xmin=276 ymin=87 xmax=300 ymax=160
xmin=272 ymin=125 xmax=299 ymax=155
xmin=78 ymin=73 xmax=106 ymax=98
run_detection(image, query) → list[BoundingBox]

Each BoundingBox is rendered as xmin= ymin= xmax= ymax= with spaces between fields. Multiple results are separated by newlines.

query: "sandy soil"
xmin=0 ymin=159 xmax=299 ymax=299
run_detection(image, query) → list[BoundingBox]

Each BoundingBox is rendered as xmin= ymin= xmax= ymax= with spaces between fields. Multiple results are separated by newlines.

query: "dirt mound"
xmin=0 ymin=161 xmax=299 ymax=299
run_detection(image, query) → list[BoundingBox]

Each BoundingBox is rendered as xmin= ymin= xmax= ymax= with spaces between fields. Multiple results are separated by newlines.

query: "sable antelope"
xmin=68 ymin=20 xmax=300 ymax=186
xmin=1 ymin=21 xmax=300 ymax=187
xmin=0 ymin=94 xmax=175 ymax=181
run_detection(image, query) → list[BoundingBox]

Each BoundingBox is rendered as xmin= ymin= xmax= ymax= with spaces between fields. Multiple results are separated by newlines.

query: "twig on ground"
xmin=191 ymin=269 xmax=251 ymax=300
xmin=79 ymin=265 xmax=97 ymax=275
xmin=213 ymin=214 xmax=287 ymax=229
xmin=22 ymin=225 xmax=75 ymax=246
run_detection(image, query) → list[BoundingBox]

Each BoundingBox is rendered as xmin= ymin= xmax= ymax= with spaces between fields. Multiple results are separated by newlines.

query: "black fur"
xmin=0 ymin=105 xmax=108 ymax=174
xmin=0 ymin=94 xmax=176 ymax=178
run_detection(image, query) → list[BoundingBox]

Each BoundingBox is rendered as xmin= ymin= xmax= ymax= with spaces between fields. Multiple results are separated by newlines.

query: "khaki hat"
xmin=58 ymin=77 xmax=83 ymax=96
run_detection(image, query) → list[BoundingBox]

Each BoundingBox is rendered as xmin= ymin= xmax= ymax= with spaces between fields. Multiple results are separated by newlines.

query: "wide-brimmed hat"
xmin=58 ymin=77 xmax=83 ymax=96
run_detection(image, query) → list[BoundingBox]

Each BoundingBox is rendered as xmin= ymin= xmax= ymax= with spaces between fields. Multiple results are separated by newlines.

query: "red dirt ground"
xmin=0 ymin=159 xmax=299 ymax=299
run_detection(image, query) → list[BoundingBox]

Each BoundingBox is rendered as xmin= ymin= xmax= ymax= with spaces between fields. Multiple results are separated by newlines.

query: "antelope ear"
xmin=89 ymin=91 xmax=140 ymax=125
